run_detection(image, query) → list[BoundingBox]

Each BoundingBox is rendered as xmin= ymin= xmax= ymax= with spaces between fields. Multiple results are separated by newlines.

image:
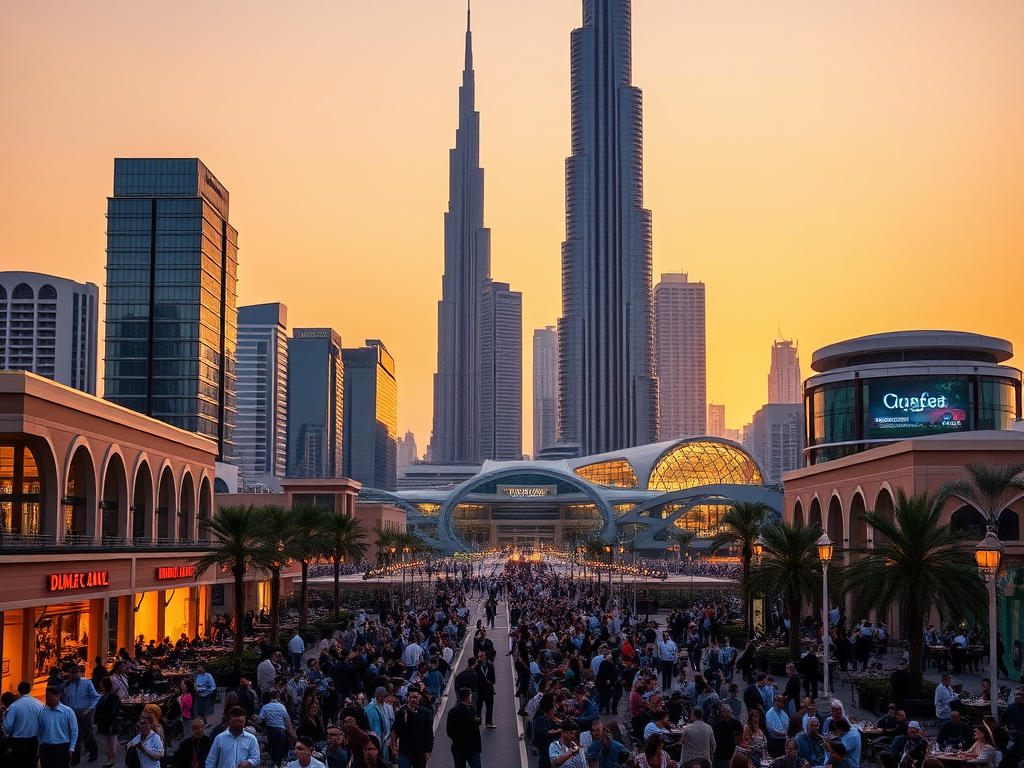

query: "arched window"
xmin=12 ymin=283 xmax=33 ymax=300
xmin=0 ymin=284 xmax=7 ymax=300
xmin=574 ymin=459 xmax=639 ymax=488
xmin=1 ymin=444 xmax=43 ymax=537
xmin=951 ymin=506 xmax=986 ymax=536
xmin=38 ymin=284 xmax=57 ymax=300
xmin=999 ymin=510 xmax=1020 ymax=542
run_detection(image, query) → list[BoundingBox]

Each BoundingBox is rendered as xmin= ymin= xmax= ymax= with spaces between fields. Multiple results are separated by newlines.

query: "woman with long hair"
xmin=965 ymin=724 xmax=997 ymax=768
xmin=178 ymin=678 xmax=196 ymax=721
xmin=297 ymin=691 xmax=326 ymax=745
xmin=94 ymin=676 xmax=121 ymax=768
xmin=739 ymin=708 xmax=768 ymax=767
xmin=635 ymin=734 xmax=678 ymax=768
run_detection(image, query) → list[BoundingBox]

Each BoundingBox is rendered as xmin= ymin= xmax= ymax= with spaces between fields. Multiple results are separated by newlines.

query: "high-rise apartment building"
xmin=430 ymin=8 xmax=521 ymax=464
xmin=707 ymin=403 xmax=726 ymax=438
xmin=480 ymin=283 xmax=522 ymax=461
xmin=104 ymin=158 xmax=238 ymax=461
xmin=342 ymin=340 xmax=398 ymax=491
xmin=655 ymin=274 xmax=706 ymax=439
xmin=287 ymin=328 xmax=343 ymax=479
xmin=748 ymin=403 xmax=804 ymax=483
xmin=236 ymin=303 xmax=288 ymax=491
xmin=558 ymin=0 xmax=658 ymax=456
xmin=768 ymin=339 xmax=802 ymax=404
xmin=397 ymin=431 xmax=418 ymax=468
xmin=533 ymin=326 xmax=559 ymax=456
xmin=0 ymin=272 xmax=98 ymax=394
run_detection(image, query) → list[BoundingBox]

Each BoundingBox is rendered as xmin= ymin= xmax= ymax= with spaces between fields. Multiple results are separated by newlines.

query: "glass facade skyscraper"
xmin=480 ymin=283 xmax=522 ymax=461
xmin=533 ymin=326 xmax=559 ymax=457
xmin=559 ymin=0 xmax=659 ymax=455
xmin=342 ymin=340 xmax=398 ymax=490
xmin=104 ymin=158 xmax=238 ymax=461
xmin=287 ymin=328 xmax=343 ymax=479
xmin=655 ymin=273 xmax=706 ymax=439
xmin=236 ymin=303 xmax=288 ymax=490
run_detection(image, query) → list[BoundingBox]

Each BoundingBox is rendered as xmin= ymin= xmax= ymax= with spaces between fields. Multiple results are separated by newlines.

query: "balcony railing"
xmin=0 ymin=530 xmax=211 ymax=554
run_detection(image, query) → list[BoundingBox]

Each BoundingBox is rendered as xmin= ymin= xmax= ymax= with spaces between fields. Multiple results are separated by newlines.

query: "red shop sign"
xmin=156 ymin=565 xmax=196 ymax=580
xmin=48 ymin=571 xmax=110 ymax=592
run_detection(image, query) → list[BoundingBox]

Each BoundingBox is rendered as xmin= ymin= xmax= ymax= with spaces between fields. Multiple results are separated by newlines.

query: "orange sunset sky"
xmin=2 ymin=1 xmax=1022 ymax=457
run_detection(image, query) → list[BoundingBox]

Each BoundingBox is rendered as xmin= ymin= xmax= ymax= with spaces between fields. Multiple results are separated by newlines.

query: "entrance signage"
xmin=867 ymin=378 xmax=968 ymax=438
xmin=156 ymin=565 xmax=196 ymax=580
xmin=48 ymin=571 xmax=109 ymax=591
xmin=498 ymin=485 xmax=556 ymax=498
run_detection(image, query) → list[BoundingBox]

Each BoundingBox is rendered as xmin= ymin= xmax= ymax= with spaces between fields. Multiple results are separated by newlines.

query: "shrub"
xmin=206 ymin=650 xmax=260 ymax=677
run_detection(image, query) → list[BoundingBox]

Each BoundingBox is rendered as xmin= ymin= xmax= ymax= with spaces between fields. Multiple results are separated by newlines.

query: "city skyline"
xmin=2 ymin=1 xmax=1022 ymax=456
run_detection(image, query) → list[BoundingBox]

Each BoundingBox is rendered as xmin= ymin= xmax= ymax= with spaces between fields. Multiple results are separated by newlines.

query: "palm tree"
xmin=746 ymin=521 xmax=823 ymax=660
xmin=667 ymin=529 xmax=696 ymax=563
xmin=710 ymin=501 xmax=772 ymax=635
xmin=374 ymin=526 xmax=401 ymax=565
xmin=258 ymin=504 xmax=299 ymax=644
xmin=323 ymin=513 xmax=369 ymax=614
xmin=843 ymin=489 xmax=987 ymax=690
xmin=291 ymin=503 xmax=331 ymax=626
xmin=193 ymin=505 xmax=277 ymax=660
xmin=939 ymin=462 xmax=1024 ymax=532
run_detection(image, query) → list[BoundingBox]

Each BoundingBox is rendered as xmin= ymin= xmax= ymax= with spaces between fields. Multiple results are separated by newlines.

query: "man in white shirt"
xmin=935 ymin=673 xmax=958 ymax=726
xmin=402 ymin=638 xmax=423 ymax=668
xmin=4 ymin=681 xmax=43 ymax=767
xmin=129 ymin=713 xmax=164 ymax=768
xmin=206 ymin=707 xmax=261 ymax=768
xmin=288 ymin=631 xmax=306 ymax=673
xmin=766 ymin=695 xmax=789 ymax=757
xmin=657 ymin=631 xmax=679 ymax=693
xmin=257 ymin=654 xmax=278 ymax=696
xmin=194 ymin=661 xmax=217 ymax=721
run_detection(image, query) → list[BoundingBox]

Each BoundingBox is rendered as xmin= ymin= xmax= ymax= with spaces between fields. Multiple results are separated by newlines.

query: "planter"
xmin=902 ymin=699 xmax=932 ymax=719
xmin=213 ymin=672 xmax=241 ymax=690
xmin=858 ymin=689 xmax=878 ymax=714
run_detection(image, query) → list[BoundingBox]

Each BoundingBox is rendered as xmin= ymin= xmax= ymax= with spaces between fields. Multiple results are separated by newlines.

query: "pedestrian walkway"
xmin=432 ymin=596 xmax=527 ymax=768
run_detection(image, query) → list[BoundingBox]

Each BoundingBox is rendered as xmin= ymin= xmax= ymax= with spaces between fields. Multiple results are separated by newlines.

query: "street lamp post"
xmin=389 ymin=546 xmax=397 ymax=611
xmin=751 ymin=535 xmax=765 ymax=634
xmin=976 ymin=531 xmax=1004 ymax=719
xmin=817 ymin=531 xmax=834 ymax=700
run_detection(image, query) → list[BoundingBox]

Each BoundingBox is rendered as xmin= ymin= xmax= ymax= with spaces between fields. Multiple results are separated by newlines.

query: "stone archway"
xmin=198 ymin=476 xmax=212 ymax=541
xmin=827 ymin=494 xmax=844 ymax=548
xmin=793 ymin=499 xmax=805 ymax=527
xmin=178 ymin=472 xmax=195 ymax=541
xmin=66 ymin=444 xmax=97 ymax=542
xmin=157 ymin=466 xmax=177 ymax=541
xmin=873 ymin=487 xmax=895 ymax=546
xmin=100 ymin=453 xmax=129 ymax=543
xmin=808 ymin=496 xmax=822 ymax=530
xmin=849 ymin=492 xmax=867 ymax=549
xmin=132 ymin=460 xmax=154 ymax=543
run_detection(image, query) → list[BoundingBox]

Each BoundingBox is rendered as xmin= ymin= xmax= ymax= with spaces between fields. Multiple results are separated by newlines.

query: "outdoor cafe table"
xmin=931 ymin=751 xmax=973 ymax=767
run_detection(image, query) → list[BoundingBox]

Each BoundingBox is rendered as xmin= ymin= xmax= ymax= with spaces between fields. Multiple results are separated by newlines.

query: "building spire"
xmin=465 ymin=0 xmax=473 ymax=72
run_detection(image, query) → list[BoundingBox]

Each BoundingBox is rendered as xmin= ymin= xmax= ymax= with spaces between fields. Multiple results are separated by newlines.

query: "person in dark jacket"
xmin=392 ymin=690 xmax=433 ymax=768
xmin=174 ymin=719 xmax=212 ymax=768
xmin=446 ymin=688 xmax=482 ymax=768
xmin=93 ymin=677 xmax=120 ymax=768
xmin=475 ymin=652 xmax=497 ymax=729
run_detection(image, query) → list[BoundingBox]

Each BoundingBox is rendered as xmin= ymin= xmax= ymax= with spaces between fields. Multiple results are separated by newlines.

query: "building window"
xmin=0 ymin=443 xmax=42 ymax=538
xmin=574 ymin=459 xmax=639 ymax=488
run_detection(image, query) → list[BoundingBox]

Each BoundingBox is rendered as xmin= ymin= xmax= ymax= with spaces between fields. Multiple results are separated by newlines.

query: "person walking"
xmin=37 ymin=686 xmax=79 ymax=768
xmin=475 ymin=652 xmax=497 ymax=729
xmin=392 ymin=690 xmax=433 ymax=768
xmin=657 ymin=631 xmax=680 ymax=693
xmin=446 ymin=687 xmax=482 ymax=768
xmin=289 ymin=631 xmax=306 ymax=673
xmin=3 ymin=681 xmax=43 ymax=768
xmin=454 ymin=658 xmax=479 ymax=715
xmin=205 ymin=707 xmax=261 ymax=768
xmin=127 ymin=713 xmax=165 ymax=768
xmin=257 ymin=690 xmax=294 ymax=768
xmin=93 ymin=677 xmax=121 ymax=768
xmin=62 ymin=664 xmax=100 ymax=763
xmin=175 ymin=719 xmax=212 ymax=768
xmin=194 ymin=662 xmax=217 ymax=722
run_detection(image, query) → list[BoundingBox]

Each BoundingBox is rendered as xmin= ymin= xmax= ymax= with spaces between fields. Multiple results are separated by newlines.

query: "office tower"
xmin=104 ymin=158 xmax=238 ymax=460
xmin=397 ymin=431 xmax=418 ymax=468
xmin=287 ymin=328 xmax=343 ymax=479
xmin=707 ymin=403 xmax=726 ymax=438
xmin=533 ymin=326 xmax=559 ymax=456
xmin=748 ymin=403 xmax=804 ymax=483
xmin=654 ymin=274 xmax=706 ymax=439
xmin=236 ymin=303 xmax=288 ymax=491
xmin=768 ymin=338 xmax=802 ymax=404
xmin=430 ymin=8 xmax=521 ymax=463
xmin=0 ymin=271 xmax=99 ymax=394
xmin=480 ymin=282 xmax=522 ymax=461
xmin=342 ymin=340 xmax=398 ymax=491
xmin=558 ymin=0 xmax=658 ymax=455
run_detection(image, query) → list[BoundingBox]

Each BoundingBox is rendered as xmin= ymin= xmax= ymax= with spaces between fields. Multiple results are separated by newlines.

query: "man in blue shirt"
xmin=4 ymin=680 xmax=44 ymax=768
xmin=37 ymin=686 xmax=78 ymax=768
xmin=62 ymin=664 xmax=100 ymax=763
xmin=206 ymin=707 xmax=261 ymax=768
xmin=194 ymin=662 xmax=217 ymax=722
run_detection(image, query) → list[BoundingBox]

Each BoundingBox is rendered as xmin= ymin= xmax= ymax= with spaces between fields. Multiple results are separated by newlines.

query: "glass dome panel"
xmin=574 ymin=459 xmax=639 ymax=488
xmin=648 ymin=441 xmax=762 ymax=491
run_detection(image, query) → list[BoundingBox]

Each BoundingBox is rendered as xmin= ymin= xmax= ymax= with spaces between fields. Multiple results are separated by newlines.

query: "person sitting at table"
xmin=828 ymin=719 xmax=860 ymax=768
xmin=646 ymin=710 xmax=683 ymax=760
xmin=769 ymin=739 xmax=809 ymax=768
xmin=965 ymin=723 xmax=998 ymax=768
xmin=938 ymin=712 xmax=973 ymax=752
xmin=878 ymin=706 xmax=899 ymax=731
xmin=636 ymin=734 xmax=679 ymax=768
xmin=898 ymin=721 xmax=929 ymax=768
xmin=794 ymin=718 xmax=825 ymax=767
xmin=980 ymin=680 xmax=992 ymax=703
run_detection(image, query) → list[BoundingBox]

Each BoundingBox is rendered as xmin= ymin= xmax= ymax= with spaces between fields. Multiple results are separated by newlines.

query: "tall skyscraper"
xmin=236 ymin=303 xmax=288 ymax=491
xmin=533 ymin=326 xmax=559 ymax=456
xmin=287 ymin=328 xmax=343 ymax=479
xmin=768 ymin=339 xmax=802 ymax=404
xmin=430 ymin=8 xmax=521 ymax=463
xmin=707 ymin=403 xmax=726 ymax=438
xmin=558 ymin=0 xmax=658 ymax=456
xmin=397 ymin=431 xmax=418 ymax=468
xmin=748 ymin=403 xmax=804 ymax=483
xmin=342 ymin=340 xmax=398 ymax=490
xmin=480 ymin=282 xmax=522 ymax=460
xmin=104 ymin=158 xmax=238 ymax=460
xmin=654 ymin=274 xmax=706 ymax=439
xmin=0 ymin=271 xmax=98 ymax=394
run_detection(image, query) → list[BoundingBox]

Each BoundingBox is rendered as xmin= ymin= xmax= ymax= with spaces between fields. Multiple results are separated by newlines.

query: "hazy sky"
xmin=2 ymin=1 xmax=1022 ymax=457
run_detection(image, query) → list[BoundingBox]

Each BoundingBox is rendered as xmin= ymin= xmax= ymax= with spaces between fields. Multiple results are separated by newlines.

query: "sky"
xmin=2 ymin=1 xmax=1022 ymax=457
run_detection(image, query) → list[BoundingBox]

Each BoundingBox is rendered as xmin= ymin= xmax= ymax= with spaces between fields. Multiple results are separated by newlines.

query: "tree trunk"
xmin=907 ymin=593 xmax=924 ymax=692
xmin=743 ymin=553 xmax=752 ymax=635
xmin=300 ymin=561 xmax=309 ymax=626
xmin=269 ymin=566 xmax=282 ymax=648
xmin=788 ymin=597 xmax=802 ymax=661
xmin=334 ymin=558 xmax=341 ymax=615
xmin=233 ymin=565 xmax=246 ymax=663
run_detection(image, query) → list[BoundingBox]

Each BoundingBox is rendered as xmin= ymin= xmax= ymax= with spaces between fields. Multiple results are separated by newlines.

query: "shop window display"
xmin=34 ymin=602 xmax=90 ymax=678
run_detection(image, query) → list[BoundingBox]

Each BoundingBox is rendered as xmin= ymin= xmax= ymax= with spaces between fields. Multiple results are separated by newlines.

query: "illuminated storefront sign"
xmin=867 ymin=378 xmax=969 ymax=439
xmin=156 ymin=565 xmax=196 ymax=580
xmin=47 ymin=571 xmax=109 ymax=591
xmin=498 ymin=486 xmax=555 ymax=498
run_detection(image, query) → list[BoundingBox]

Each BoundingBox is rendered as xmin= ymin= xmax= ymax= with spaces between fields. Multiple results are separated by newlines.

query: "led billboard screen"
xmin=866 ymin=378 xmax=969 ymax=439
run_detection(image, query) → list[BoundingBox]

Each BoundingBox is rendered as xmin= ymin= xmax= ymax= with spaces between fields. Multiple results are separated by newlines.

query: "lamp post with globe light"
xmin=817 ymin=531 xmax=834 ymax=699
xmin=976 ymin=531 xmax=1004 ymax=718
xmin=751 ymin=535 xmax=765 ymax=634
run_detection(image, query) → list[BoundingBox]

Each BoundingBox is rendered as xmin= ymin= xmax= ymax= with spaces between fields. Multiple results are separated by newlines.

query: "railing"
xmin=0 ymin=530 xmax=211 ymax=554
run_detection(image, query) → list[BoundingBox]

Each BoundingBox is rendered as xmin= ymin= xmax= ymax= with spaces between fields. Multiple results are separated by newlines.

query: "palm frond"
xmin=938 ymin=462 xmax=1024 ymax=525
